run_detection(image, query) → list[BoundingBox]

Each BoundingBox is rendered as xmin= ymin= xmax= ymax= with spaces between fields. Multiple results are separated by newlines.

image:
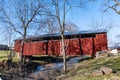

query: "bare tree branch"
xmin=2 ymin=9 xmax=23 ymax=36
xmin=104 ymin=0 xmax=120 ymax=14
xmin=109 ymin=5 xmax=120 ymax=14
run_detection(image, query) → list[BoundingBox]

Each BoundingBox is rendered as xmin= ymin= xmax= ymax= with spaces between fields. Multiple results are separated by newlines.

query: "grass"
xmin=0 ymin=51 xmax=9 ymax=56
xmin=0 ymin=51 xmax=9 ymax=61
xmin=0 ymin=50 xmax=18 ymax=62
xmin=57 ymin=56 xmax=120 ymax=80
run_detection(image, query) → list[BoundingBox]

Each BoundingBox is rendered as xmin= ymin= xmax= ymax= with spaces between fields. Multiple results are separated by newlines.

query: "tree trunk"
xmin=19 ymin=28 xmax=26 ymax=66
xmin=61 ymin=34 xmax=67 ymax=73
xmin=8 ymin=28 xmax=12 ymax=63
xmin=19 ymin=39 xmax=25 ymax=64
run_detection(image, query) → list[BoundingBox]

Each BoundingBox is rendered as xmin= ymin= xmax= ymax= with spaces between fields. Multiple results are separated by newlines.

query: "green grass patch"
xmin=0 ymin=51 xmax=9 ymax=57
xmin=57 ymin=56 xmax=120 ymax=80
xmin=0 ymin=50 xmax=18 ymax=62
xmin=0 ymin=51 xmax=9 ymax=61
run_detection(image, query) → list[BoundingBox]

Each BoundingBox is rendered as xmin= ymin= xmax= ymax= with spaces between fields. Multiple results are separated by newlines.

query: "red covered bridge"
xmin=14 ymin=29 xmax=108 ymax=57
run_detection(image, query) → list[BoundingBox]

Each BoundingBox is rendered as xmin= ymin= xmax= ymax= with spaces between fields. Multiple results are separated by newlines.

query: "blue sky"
xmin=0 ymin=0 xmax=120 ymax=47
xmin=66 ymin=1 xmax=120 ymax=47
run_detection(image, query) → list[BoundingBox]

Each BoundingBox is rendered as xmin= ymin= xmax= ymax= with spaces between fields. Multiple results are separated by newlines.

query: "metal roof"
xmin=43 ymin=29 xmax=107 ymax=37
xmin=15 ymin=29 xmax=107 ymax=41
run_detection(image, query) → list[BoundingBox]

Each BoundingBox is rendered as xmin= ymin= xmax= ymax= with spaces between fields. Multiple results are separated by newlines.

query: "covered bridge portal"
xmin=14 ymin=29 xmax=108 ymax=56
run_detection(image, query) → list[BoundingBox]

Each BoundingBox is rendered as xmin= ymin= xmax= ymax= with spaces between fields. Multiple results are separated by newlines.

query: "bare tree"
xmin=50 ymin=0 xmax=87 ymax=73
xmin=40 ymin=16 xmax=59 ymax=34
xmin=51 ymin=0 xmax=67 ymax=73
xmin=65 ymin=22 xmax=79 ymax=32
xmin=40 ymin=17 xmax=79 ymax=34
xmin=0 ymin=0 xmax=46 ymax=65
xmin=90 ymin=19 xmax=113 ymax=31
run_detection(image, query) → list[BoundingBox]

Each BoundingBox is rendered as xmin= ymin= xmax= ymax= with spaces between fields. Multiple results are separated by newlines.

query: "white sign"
xmin=111 ymin=49 xmax=118 ymax=53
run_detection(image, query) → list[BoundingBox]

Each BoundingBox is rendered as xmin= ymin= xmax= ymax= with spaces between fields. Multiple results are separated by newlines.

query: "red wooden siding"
xmin=66 ymin=39 xmax=80 ymax=55
xmin=81 ymin=38 xmax=93 ymax=55
xmin=23 ymin=41 xmax=47 ymax=55
xmin=48 ymin=40 xmax=60 ymax=56
xmin=94 ymin=33 xmax=108 ymax=52
xmin=14 ymin=33 xmax=108 ymax=56
xmin=14 ymin=40 xmax=21 ymax=52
